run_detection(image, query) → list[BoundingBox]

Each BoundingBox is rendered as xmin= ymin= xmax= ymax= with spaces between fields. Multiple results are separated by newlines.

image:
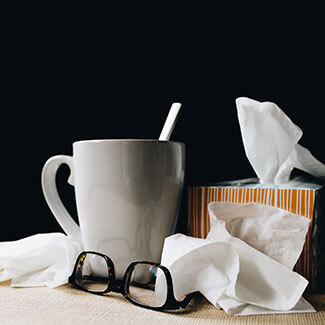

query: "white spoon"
xmin=159 ymin=102 xmax=182 ymax=141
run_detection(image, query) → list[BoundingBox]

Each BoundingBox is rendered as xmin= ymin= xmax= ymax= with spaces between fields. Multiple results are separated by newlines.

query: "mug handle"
xmin=41 ymin=155 xmax=82 ymax=243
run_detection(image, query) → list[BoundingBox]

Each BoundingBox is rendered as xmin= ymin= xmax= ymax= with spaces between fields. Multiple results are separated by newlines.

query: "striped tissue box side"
xmin=187 ymin=186 xmax=315 ymax=291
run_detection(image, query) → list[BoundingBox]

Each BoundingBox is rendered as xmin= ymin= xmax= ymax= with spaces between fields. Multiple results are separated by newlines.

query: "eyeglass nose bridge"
xmin=111 ymin=279 xmax=125 ymax=294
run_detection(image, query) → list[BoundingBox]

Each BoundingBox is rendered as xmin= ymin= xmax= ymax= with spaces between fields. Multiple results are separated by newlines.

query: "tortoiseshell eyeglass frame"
xmin=68 ymin=251 xmax=194 ymax=311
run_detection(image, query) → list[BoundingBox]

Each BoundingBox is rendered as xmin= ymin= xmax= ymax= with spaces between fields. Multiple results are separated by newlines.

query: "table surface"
xmin=0 ymin=281 xmax=324 ymax=324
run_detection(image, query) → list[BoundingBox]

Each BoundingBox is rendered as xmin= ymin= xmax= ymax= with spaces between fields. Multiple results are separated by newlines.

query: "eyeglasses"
xmin=68 ymin=251 xmax=194 ymax=311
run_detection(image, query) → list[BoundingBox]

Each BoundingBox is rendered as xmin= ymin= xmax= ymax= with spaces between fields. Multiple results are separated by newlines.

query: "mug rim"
xmin=73 ymin=139 xmax=185 ymax=145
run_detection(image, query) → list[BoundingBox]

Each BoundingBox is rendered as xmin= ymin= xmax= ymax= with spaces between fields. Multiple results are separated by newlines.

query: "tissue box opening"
xmin=187 ymin=176 xmax=325 ymax=293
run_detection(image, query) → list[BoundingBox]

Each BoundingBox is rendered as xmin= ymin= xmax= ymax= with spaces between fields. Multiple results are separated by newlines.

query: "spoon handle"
xmin=159 ymin=102 xmax=182 ymax=141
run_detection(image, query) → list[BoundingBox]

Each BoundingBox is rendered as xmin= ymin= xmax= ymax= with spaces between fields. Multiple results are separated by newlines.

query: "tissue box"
xmin=187 ymin=176 xmax=325 ymax=293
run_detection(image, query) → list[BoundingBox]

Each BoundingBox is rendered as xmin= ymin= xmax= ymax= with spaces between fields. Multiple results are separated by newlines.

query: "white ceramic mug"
xmin=41 ymin=139 xmax=185 ymax=277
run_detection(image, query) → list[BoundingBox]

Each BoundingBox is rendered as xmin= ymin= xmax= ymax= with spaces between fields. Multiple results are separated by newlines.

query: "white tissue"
xmin=236 ymin=97 xmax=325 ymax=184
xmin=211 ymin=202 xmax=310 ymax=269
xmin=159 ymin=202 xmax=315 ymax=315
xmin=0 ymin=233 xmax=82 ymax=288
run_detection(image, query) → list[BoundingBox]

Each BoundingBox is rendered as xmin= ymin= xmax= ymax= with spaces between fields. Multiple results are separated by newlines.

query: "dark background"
xmin=3 ymin=9 xmax=324 ymax=241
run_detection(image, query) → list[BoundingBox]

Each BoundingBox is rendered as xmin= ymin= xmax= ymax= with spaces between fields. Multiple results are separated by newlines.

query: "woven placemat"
xmin=0 ymin=281 xmax=324 ymax=324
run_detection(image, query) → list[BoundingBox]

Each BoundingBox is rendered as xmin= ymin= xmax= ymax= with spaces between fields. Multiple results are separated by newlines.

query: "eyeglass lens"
xmin=128 ymin=263 xmax=168 ymax=307
xmin=75 ymin=253 xmax=169 ymax=308
xmin=76 ymin=253 xmax=110 ymax=292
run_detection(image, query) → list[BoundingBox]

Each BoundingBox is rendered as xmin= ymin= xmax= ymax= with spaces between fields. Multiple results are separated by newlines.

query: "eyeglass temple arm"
xmin=179 ymin=292 xmax=197 ymax=308
xmin=82 ymin=275 xmax=109 ymax=283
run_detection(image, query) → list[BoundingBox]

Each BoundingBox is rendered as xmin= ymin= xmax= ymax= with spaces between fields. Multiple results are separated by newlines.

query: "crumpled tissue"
xmin=159 ymin=202 xmax=315 ymax=315
xmin=0 ymin=233 xmax=81 ymax=288
xmin=236 ymin=97 xmax=325 ymax=184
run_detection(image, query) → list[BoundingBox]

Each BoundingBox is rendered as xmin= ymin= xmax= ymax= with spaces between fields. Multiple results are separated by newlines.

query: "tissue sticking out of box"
xmin=236 ymin=97 xmax=325 ymax=185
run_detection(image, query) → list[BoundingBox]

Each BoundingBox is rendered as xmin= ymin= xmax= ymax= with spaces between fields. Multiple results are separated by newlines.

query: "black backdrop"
xmin=3 ymin=10 xmax=324 ymax=241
